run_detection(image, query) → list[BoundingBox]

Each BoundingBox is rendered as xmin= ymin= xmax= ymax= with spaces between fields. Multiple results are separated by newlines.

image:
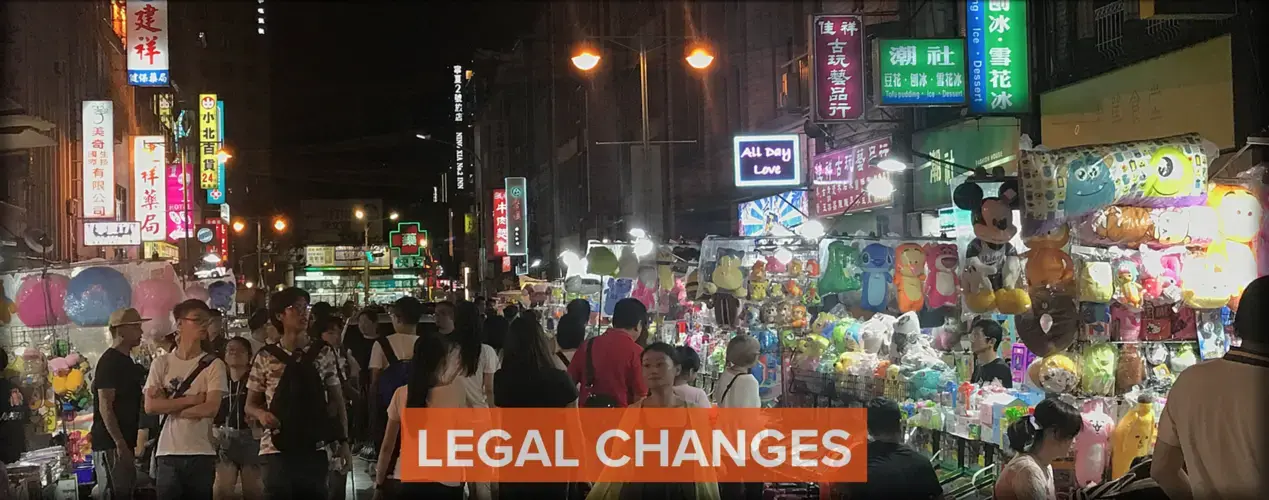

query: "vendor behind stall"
xmin=0 ymin=347 xmax=28 ymax=464
xmin=970 ymin=318 xmax=1012 ymax=388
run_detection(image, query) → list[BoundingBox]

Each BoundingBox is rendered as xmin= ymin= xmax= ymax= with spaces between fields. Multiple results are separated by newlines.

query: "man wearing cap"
xmin=91 ymin=308 xmax=148 ymax=499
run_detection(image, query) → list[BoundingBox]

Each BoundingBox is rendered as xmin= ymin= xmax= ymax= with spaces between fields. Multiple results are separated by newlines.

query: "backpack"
xmin=376 ymin=336 xmax=415 ymax=408
xmin=262 ymin=344 xmax=338 ymax=452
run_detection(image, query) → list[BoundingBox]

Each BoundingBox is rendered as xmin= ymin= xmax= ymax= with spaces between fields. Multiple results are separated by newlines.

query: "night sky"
xmin=266 ymin=1 xmax=539 ymax=200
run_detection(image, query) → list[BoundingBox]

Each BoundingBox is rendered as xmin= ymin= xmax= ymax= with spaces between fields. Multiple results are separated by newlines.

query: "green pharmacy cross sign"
xmin=389 ymin=222 xmax=428 ymax=257
xmin=877 ymin=38 xmax=967 ymax=106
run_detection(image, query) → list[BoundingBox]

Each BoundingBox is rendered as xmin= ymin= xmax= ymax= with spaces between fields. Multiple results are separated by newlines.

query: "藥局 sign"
xmin=877 ymin=38 xmax=966 ymax=106
xmin=133 ymin=136 xmax=167 ymax=241
xmin=967 ymin=0 xmax=1030 ymax=114
xmin=126 ymin=0 xmax=170 ymax=86
xmin=84 ymin=222 xmax=141 ymax=246
xmin=733 ymin=135 xmax=802 ymax=188
xmin=810 ymin=15 xmax=865 ymax=122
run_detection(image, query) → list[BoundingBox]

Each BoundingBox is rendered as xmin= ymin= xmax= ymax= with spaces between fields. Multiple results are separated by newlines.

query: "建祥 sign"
xmin=810 ymin=15 xmax=865 ymax=122
xmin=734 ymin=135 xmax=803 ymax=188
xmin=126 ymin=0 xmax=170 ymax=86
xmin=967 ymin=0 xmax=1031 ymax=114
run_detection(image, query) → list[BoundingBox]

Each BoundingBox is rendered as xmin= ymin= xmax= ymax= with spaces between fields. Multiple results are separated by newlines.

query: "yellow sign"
xmin=464 ymin=214 xmax=475 ymax=236
xmin=1040 ymin=35 xmax=1234 ymax=150
xmin=143 ymin=241 xmax=180 ymax=262
xmin=198 ymin=93 xmax=220 ymax=188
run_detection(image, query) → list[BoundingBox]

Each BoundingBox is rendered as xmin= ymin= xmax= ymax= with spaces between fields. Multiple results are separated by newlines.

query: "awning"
xmin=0 ymin=129 xmax=56 ymax=151
xmin=0 ymin=98 xmax=58 ymax=152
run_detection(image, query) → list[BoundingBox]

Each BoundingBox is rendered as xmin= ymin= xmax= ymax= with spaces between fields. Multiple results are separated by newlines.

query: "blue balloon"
xmin=65 ymin=266 xmax=132 ymax=326
xmin=207 ymin=281 xmax=236 ymax=311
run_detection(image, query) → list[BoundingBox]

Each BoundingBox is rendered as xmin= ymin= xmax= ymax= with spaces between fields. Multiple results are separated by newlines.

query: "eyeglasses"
xmin=287 ymin=304 xmax=311 ymax=314
xmin=179 ymin=316 xmax=212 ymax=326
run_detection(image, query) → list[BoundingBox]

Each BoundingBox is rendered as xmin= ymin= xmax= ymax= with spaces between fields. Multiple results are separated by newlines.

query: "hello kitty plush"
xmin=1075 ymin=399 xmax=1116 ymax=487
xmin=924 ymin=243 xmax=959 ymax=309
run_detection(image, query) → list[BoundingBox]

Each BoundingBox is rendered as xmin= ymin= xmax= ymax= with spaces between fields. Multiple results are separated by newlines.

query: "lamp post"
xmin=231 ymin=215 xmax=287 ymax=289
xmin=355 ymin=208 xmax=399 ymax=306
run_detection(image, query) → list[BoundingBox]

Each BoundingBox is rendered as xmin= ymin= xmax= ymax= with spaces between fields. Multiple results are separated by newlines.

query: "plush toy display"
xmin=1037 ymin=353 xmax=1080 ymax=393
xmin=1024 ymin=225 xmax=1076 ymax=291
xmin=890 ymin=312 xmax=920 ymax=361
xmin=1139 ymin=246 xmax=1184 ymax=305
xmin=788 ymin=259 xmax=804 ymax=278
xmin=1111 ymin=256 xmax=1145 ymax=310
xmin=860 ymin=243 xmax=894 ymax=313
xmin=1081 ymin=303 xmax=1111 ymax=341
xmin=710 ymin=251 xmax=746 ymax=296
xmin=1079 ymin=343 xmax=1118 ymax=395
xmin=1115 ymin=344 xmax=1146 ymax=394
xmin=859 ymin=314 xmax=895 ymax=355
xmin=894 ymin=243 xmax=926 ymax=313
xmin=1077 ymin=206 xmax=1155 ymax=248
xmin=1111 ymin=395 xmax=1157 ymax=479
xmin=616 ymin=247 xmax=641 ymax=279
xmin=806 ymin=258 xmax=821 ymax=277
xmin=656 ymin=248 xmax=675 ymax=291
xmin=1208 ymin=184 xmax=1261 ymax=309
xmin=586 ymin=246 xmax=620 ymax=277
xmin=1015 ymin=288 xmax=1078 ymax=357
xmin=1110 ymin=302 xmax=1142 ymax=342
xmin=748 ymin=261 xmax=769 ymax=301
xmin=924 ymin=243 xmax=959 ymax=309
xmin=603 ymin=278 xmax=633 ymax=316
xmin=1077 ymin=259 xmax=1114 ymax=304
xmin=819 ymin=241 xmax=861 ymax=294
xmin=15 ymin=273 xmax=71 ymax=327
xmin=1180 ymin=252 xmax=1232 ymax=310
xmin=1075 ymin=399 xmax=1116 ymax=487
xmin=954 ymin=180 xmax=1030 ymax=314
xmin=765 ymin=255 xmax=787 ymax=274
xmin=1168 ymin=343 xmax=1198 ymax=373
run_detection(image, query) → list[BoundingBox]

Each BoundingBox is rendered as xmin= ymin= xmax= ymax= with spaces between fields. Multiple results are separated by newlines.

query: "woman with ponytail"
xmin=995 ymin=398 xmax=1084 ymax=500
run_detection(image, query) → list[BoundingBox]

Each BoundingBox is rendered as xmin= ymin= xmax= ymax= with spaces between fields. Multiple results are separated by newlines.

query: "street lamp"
xmin=354 ymin=208 xmax=366 ymax=220
xmin=684 ymin=48 xmax=715 ymax=69
xmin=231 ymin=215 xmax=288 ymax=289
xmin=273 ymin=218 xmax=287 ymax=232
xmin=216 ymin=149 xmax=232 ymax=164
xmin=232 ymin=220 xmax=246 ymax=233
xmin=389 ymin=212 xmax=399 ymax=221
xmin=571 ymin=51 xmax=601 ymax=71
xmin=353 ymin=208 xmax=402 ymax=306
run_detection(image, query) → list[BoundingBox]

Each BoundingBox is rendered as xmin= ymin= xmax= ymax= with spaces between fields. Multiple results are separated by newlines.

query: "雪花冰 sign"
xmin=810 ymin=15 xmax=865 ymax=122
xmin=133 ymin=136 xmax=166 ymax=241
xmin=734 ymin=135 xmax=802 ymax=188
xmin=82 ymin=101 xmax=115 ymax=219
xmin=877 ymin=38 xmax=966 ymax=106
xmin=967 ymin=0 xmax=1030 ymax=114
xmin=84 ymin=222 xmax=141 ymax=246
xmin=492 ymin=189 xmax=508 ymax=256
xmin=126 ymin=0 xmax=169 ymax=86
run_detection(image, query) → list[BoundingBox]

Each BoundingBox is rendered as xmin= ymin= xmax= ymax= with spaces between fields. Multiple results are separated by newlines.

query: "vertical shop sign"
xmin=492 ymin=189 xmax=508 ymax=256
xmin=454 ymin=65 xmax=467 ymax=191
xmin=198 ymin=94 xmax=220 ymax=189
xmin=165 ymin=163 xmax=191 ymax=242
xmin=126 ymin=0 xmax=170 ymax=86
xmin=82 ymin=101 xmax=116 ymax=218
xmin=207 ymin=100 xmax=227 ymax=204
xmin=505 ymin=178 xmax=527 ymax=256
xmin=967 ymin=0 xmax=1031 ymax=114
xmin=205 ymin=217 xmax=228 ymax=263
xmin=133 ymin=136 xmax=167 ymax=241
xmin=501 ymin=255 xmax=512 ymax=273
xmin=876 ymin=39 xmax=966 ymax=106
xmin=810 ymin=14 xmax=865 ymax=122
xmin=911 ymin=117 xmax=1020 ymax=211
xmin=812 ymin=137 xmax=893 ymax=216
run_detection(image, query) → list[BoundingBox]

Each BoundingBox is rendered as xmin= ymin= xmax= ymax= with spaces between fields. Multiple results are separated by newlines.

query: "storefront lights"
xmin=633 ymin=238 xmax=655 ymax=258
xmin=796 ymin=220 xmax=827 ymax=240
xmin=866 ymin=177 xmax=896 ymax=199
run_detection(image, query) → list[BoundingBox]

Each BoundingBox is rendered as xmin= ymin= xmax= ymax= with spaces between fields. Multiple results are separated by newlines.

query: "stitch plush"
xmin=924 ymin=243 xmax=959 ymax=309
xmin=860 ymin=243 xmax=895 ymax=312
xmin=954 ymin=180 xmax=1030 ymax=314
xmin=894 ymin=243 xmax=926 ymax=313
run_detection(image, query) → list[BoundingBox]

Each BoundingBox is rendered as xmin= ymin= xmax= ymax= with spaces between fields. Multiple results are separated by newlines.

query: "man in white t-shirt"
xmin=1152 ymin=276 xmax=1269 ymax=500
xmin=143 ymin=299 xmax=228 ymax=500
xmin=368 ymin=297 xmax=424 ymax=391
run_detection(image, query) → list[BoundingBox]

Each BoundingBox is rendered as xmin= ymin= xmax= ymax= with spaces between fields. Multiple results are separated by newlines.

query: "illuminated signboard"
xmin=84 ymin=222 xmax=141 ymax=246
xmin=492 ymin=189 xmax=508 ymax=256
xmin=198 ymin=94 xmax=219 ymax=189
xmin=82 ymin=100 xmax=116 ymax=218
xmin=165 ymin=163 xmax=191 ymax=242
xmin=204 ymin=217 xmax=227 ymax=263
xmin=733 ymin=135 xmax=802 ymax=188
xmin=967 ymin=0 xmax=1031 ymax=114
xmin=737 ymin=191 xmax=807 ymax=237
xmin=505 ymin=178 xmax=527 ymax=256
xmin=126 ymin=0 xmax=170 ymax=86
xmin=810 ymin=15 xmax=865 ymax=122
xmin=207 ymin=100 xmax=227 ymax=204
xmin=133 ymin=136 xmax=166 ymax=241
xmin=877 ymin=38 xmax=967 ymax=106
xmin=454 ymin=65 xmax=467 ymax=191
xmin=389 ymin=222 xmax=428 ymax=257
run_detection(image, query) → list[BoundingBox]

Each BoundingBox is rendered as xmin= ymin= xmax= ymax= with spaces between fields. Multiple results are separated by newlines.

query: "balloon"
xmin=185 ymin=284 xmax=210 ymax=304
xmin=133 ymin=278 xmax=182 ymax=338
xmin=208 ymin=281 xmax=236 ymax=311
xmin=15 ymin=274 xmax=71 ymax=327
xmin=66 ymin=267 xmax=132 ymax=326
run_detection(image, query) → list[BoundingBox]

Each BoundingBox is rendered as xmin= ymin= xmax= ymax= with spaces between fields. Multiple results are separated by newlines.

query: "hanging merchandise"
xmin=894 ymin=243 xmax=926 ymax=313
xmin=65 ymin=266 xmax=133 ymax=326
xmin=1207 ymin=184 xmax=1262 ymax=309
xmin=15 ymin=273 xmax=71 ymax=327
xmin=923 ymin=243 xmax=959 ymax=309
xmin=1023 ymin=225 xmax=1075 ymax=292
xmin=1015 ymin=287 xmax=1079 ymax=357
xmin=818 ymin=240 xmax=861 ymax=295
xmin=859 ymin=243 xmax=894 ymax=313
xmin=586 ymin=246 xmax=619 ymax=277
xmin=954 ymin=180 xmax=1030 ymax=314
xmin=1110 ymin=394 xmax=1157 ymax=479
xmin=1074 ymin=399 xmax=1116 ymax=487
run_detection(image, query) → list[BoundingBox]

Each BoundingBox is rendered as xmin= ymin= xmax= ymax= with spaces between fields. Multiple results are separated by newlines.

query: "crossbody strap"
xmin=376 ymin=336 xmax=400 ymax=365
xmin=159 ymin=353 xmax=217 ymax=431
xmin=555 ymin=351 xmax=570 ymax=367
xmin=584 ymin=338 xmax=597 ymax=389
xmin=718 ymin=372 xmax=750 ymax=406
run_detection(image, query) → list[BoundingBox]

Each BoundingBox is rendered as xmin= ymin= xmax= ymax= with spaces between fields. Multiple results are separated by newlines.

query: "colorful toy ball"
xmin=184 ymin=284 xmax=210 ymax=304
xmin=65 ymin=267 xmax=132 ymax=326
xmin=208 ymin=281 xmax=236 ymax=311
xmin=133 ymin=278 xmax=182 ymax=338
xmin=15 ymin=273 xmax=71 ymax=327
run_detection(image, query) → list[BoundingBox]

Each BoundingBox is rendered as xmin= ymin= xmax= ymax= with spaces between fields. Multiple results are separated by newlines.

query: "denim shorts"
xmin=217 ymin=428 xmax=260 ymax=467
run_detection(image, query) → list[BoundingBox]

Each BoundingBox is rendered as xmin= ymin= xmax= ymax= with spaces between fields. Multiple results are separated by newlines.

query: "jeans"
xmin=262 ymin=451 xmax=329 ymax=499
xmin=154 ymin=455 xmax=216 ymax=500
xmin=91 ymin=449 xmax=137 ymax=500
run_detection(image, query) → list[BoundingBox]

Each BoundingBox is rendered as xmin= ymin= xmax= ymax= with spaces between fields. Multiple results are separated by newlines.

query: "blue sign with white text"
xmin=733 ymin=135 xmax=802 ymax=188
xmin=128 ymin=70 xmax=170 ymax=87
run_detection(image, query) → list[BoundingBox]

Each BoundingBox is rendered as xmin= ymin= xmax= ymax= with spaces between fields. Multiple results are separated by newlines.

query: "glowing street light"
xmin=245 ymin=281 xmax=254 ymax=289
xmin=232 ymin=220 xmax=246 ymax=233
xmin=203 ymin=253 xmax=222 ymax=264
xmin=216 ymin=149 xmax=232 ymax=163
xmin=273 ymin=218 xmax=287 ymax=232
xmin=389 ymin=212 xmax=399 ymax=221
xmin=867 ymin=176 xmax=897 ymax=199
xmin=354 ymin=208 xmax=365 ymax=220
xmin=571 ymin=51 xmax=601 ymax=71
xmin=685 ymin=48 xmax=715 ymax=69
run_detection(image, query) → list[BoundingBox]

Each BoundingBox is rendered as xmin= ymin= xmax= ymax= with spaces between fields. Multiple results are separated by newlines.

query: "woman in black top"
xmin=495 ymin=316 xmax=578 ymax=499
xmin=213 ymin=337 xmax=263 ymax=499
xmin=554 ymin=299 xmax=590 ymax=367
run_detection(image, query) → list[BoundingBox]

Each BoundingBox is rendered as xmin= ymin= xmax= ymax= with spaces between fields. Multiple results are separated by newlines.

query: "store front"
xmin=295 ymin=245 xmax=424 ymax=306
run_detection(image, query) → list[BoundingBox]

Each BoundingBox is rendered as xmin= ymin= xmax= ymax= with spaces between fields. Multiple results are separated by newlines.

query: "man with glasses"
xmin=144 ymin=299 xmax=227 ymax=499
xmin=90 ymin=308 xmax=148 ymax=500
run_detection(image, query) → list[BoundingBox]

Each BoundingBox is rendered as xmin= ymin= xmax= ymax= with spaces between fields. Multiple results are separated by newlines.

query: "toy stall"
xmin=561 ymin=239 xmax=698 ymax=345
xmin=1 ymin=259 xmax=236 ymax=497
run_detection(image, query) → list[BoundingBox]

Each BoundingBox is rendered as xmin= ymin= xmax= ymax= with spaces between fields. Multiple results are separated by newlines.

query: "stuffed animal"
xmin=1111 ymin=256 xmax=1145 ymax=310
xmin=1037 ymin=353 xmax=1080 ymax=393
xmin=894 ymin=243 xmax=926 ymax=313
xmin=788 ymin=259 xmax=804 ymax=278
xmin=765 ymin=254 xmax=787 ymax=274
xmin=954 ymin=180 xmax=1030 ymax=314
xmin=804 ymin=283 xmax=821 ymax=307
xmin=1115 ymin=344 xmax=1146 ymax=394
xmin=924 ymin=243 xmax=959 ymax=309
xmin=749 ymin=261 xmax=769 ymax=301
xmin=1169 ymin=343 xmax=1198 ymax=373
xmin=1077 ymin=206 xmax=1155 ymax=248
xmin=891 ymin=311 xmax=921 ymax=362
xmin=587 ymin=246 xmax=620 ymax=276
xmin=1016 ymin=288 xmax=1079 ymax=357
xmin=656 ymin=248 xmax=675 ymax=291
xmin=631 ymin=279 xmax=655 ymax=310
xmin=617 ymin=247 xmax=641 ymax=279
xmin=603 ymin=278 xmax=634 ymax=316
xmin=907 ymin=368 xmax=944 ymax=400
xmin=1075 ymin=399 xmax=1116 ymax=487
xmin=711 ymin=252 xmax=745 ymax=296
xmin=806 ymin=258 xmax=821 ymax=277
xmin=1080 ymin=343 xmax=1118 ymax=395
xmin=1111 ymin=395 xmax=1157 ymax=478
xmin=1181 ymin=252 xmax=1232 ymax=310
xmin=791 ymin=304 xmax=809 ymax=329
xmin=963 ymin=257 xmax=997 ymax=312
xmin=1081 ymin=303 xmax=1111 ymax=341
xmin=1140 ymin=246 xmax=1184 ymax=305
xmin=1208 ymin=184 xmax=1261 ymax=310
xmin=768 ymin=281 xmax=784 ymax=299
xmin=860 ymin=243 xmax=895 ymax=313
xmin=819 ymin=241 xmax=862 ymax=294
xmin=760 ymin=301 xmax=780 ymax=325
xmin=1024 ymin=225 xmax=1076 ymax=291
xmin=859 ymin=314 xmax=895 ymax=355
xmin=784 ymin=280 xmax=803 ymax=297
xmin=1077 ymin=259 xmax=1114 ymax=303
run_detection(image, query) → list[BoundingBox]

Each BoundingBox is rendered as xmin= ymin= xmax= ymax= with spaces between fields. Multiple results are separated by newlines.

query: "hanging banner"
xmin=810 ymin=14 xmax=865 ymax=122
xmin=126 ymin=0 xmax=170 ymax=86
xmin=967 ymin=0 xmax=1031 ymax=114
xmin=82 ymin=101 xmax=116 ymax=219
xmin=502 ymin=255 xmax=512 ymax=273
xmin=811 ymin=136 xmax=891 ymax=185
xmin=734 ymin=135 xmax=803 ymax=188
xmin=133 ymin=136 xmax=166 ymax=241
xmin=876 ymin=38 xmax=966 ymax=106
xmin=912 ymin=117 xmax=1021 ymax=211
xmin=84 ymin=222 xmax=141 ymax=246
xmin=207 ymin=100 xmax=227 ymax=204
xmin=198 ymin=94 xmax=220 ymax=189
xmin=506 ymin=178 xmax=528 ymax=256
xmin=165 ymin=163 xmax=191 ymax=242
xmin=492 ymin=188 xmax=508 ymax=256
xmin=738 ymin=191 xmax=807 ymax=237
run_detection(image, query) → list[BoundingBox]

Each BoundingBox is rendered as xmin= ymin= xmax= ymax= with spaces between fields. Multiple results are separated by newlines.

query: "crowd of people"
xmin=3 ymin=276 xmax=1268 ymax=499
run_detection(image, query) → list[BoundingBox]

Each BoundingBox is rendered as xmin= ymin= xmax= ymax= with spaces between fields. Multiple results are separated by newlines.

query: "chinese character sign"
xmin=734 ymin=135 xmax=802 ymax=188
xmin=208 ymin=100 xmax=227 ymax=204
xmin=165 ymin=163 xmax=192 ymax=242
xmin=198 ymin=94 xmax=219 ymax=189
xmin=205 ymin=217 xmax=228 ymax=263
xmin=126 ymin=0 xmax=169 ymax=86
xmin=967 ymin=0 xmax=1030 ymax=113
xmin=492 ymin=189 xmax=508 ymax=257
xmin=133 ymin=136 xmax=167 ymax=241
xmin=82 ymin=100 xmax=116 ymax=219
xmin=811 ymin=15 xmax=865 ymax=122
xmin=877 ymin=38 xmax=967 ymax=106
xmin=454 ymin=65 xmax=465 ymax=122
xmin=505 ymin=178 xmax=528 ymax=256
xmin=811 ymin=136 xmax=891 ymax=185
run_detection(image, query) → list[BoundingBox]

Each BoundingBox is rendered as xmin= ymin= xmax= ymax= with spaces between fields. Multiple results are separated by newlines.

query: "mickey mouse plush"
xmin=954 ymin=180 xmax=1032 ymax=314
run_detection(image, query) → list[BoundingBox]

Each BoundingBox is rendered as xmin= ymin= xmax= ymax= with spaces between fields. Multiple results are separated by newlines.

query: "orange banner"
xmin=398 ymin=408 xmax=868 ymax=484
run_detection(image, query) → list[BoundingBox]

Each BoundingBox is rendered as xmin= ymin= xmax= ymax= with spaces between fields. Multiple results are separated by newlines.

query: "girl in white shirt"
xmin=994 ymin=398 xmax=1083 ymax=500
xmin=672 ymin=345 xmax=712 ymax=408
xmin=712 ymin=334 xmax=762 ymax=500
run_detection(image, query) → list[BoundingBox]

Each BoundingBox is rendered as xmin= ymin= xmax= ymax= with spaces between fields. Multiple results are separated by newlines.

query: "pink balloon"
xmin=185 ymin=284 xmax=210 ymax=304
xmin=15 ymin=274 xmax=70 ymax=327
xmin=134 ymin=278 xmax=182 ymax=338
